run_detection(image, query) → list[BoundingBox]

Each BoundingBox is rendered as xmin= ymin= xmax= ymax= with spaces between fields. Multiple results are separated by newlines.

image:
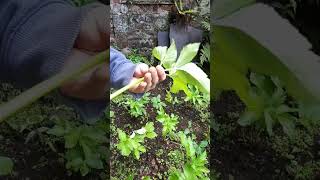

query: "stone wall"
xmin=110 ymin=0 xmax=174 ymax=55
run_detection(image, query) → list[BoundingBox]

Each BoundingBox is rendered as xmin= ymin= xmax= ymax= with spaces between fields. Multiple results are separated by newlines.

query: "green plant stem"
xmin=110 ymin=67 xmax=173 ymax=100
xmin=0 ymin=50 xmax=109 ymax=122
xmin=110 ymin=77 xmax=144 ymax=100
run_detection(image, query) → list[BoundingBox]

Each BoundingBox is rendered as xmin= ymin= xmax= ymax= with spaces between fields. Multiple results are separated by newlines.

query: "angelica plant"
xmin=116 ymin=122 xmax=157 ymax=160
xmin=238 ymin=73 xmax=298 ymax=137
xmin=156 ymin=109 xmax=179 ymax=138
xmin=110 ymin=41 xmax=210 ymax=100
xmin=151 ymin=95 xmax=166 ymax=110
xmin=165 ymin=90 xmax=180 ymax=105
xmin=47 ymin=119 xmax=108 ymax=176
xmin=169 ymin=132 xmax=210 ymax=180
xmin=184 ymin=84 xmax=209 ymax=108
xmin=124 ymin=97 xmax=147 ymax=118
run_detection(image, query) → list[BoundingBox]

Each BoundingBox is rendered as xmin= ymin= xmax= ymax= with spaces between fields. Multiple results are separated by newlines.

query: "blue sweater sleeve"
xmin=0 ymin=1 xmax=139 ymax=122
xmin=0 ymin=0 xmax=105 ymax=122
xmin=0 ymin=0 xmax=84 ymax=88
xmin=110 ymin=47 xmax=137 ymax=89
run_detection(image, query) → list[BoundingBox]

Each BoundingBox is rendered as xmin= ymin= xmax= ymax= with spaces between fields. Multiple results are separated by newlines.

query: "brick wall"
xmin=110 ymin=0 xmax=174 ymax=55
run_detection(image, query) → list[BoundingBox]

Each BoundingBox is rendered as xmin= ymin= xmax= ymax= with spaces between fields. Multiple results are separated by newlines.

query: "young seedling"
xmin=238 ymin=73 xmax=298 ymax=137
xmin=124 ymin=97 xmax=147 ymax=118
xmin=116 ymin=122 xmax=157 ymax=160
xmin=184 ymin=84 xmax=209 ymax=108
xmin=151 ymin=95 xmax=166 ymax=111
xmin=165 ymin=90 xmax=180 ymax=105
xmin=110 ymin=41 xmax=210 ymax=100
xmin=47 ymin=119 xmax=108 ymax=176
xmin=156 ymin=109 xmax=179 ymax=138
xmin=169 ymin=132 xmax=210 ymax=180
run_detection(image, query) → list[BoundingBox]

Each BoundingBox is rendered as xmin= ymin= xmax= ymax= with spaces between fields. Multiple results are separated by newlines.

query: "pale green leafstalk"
xmin=0 ymin=50 xmax=109 ymax=122
xmin=110 ymin=70 xmax=173 ymax=100
xmin=110 ymin=77 xmax=144 ymax=100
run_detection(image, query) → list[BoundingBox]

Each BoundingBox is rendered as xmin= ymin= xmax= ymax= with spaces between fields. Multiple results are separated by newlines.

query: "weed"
xmin=124 ymin=97 xmax=147 ymax=118
xmin=116 ymin=122 xmax=157 ymax=160
xmin=165 ymin=90 xmax=180 ymax=105
xmin=238 ymin=73 xmax=298 ymax=137
xmin=151 ymin=95 xmax=167 ymax=111
xmin=169 ymin=132 xmax=209 ymax=179
xmin=47 ymin=119 xmax=108 ymax=176
xmin=185 ymin=84 xmax=209 ymax=110
xmin=156 ymin=109 xmax=179 ymax=138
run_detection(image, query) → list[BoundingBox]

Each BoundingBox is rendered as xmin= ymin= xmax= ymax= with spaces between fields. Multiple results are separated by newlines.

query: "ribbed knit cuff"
xmin=6 ymin=1 xmax=83 ymax=87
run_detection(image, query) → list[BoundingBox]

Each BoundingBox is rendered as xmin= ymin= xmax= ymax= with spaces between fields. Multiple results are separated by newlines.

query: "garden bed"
xmin=110 ymin=79 xmax=210 ymax=179
xmin=0 ymin=84 xmax=107 ymax=179
xmin=211 ymin=90 xmax=320 ymax=179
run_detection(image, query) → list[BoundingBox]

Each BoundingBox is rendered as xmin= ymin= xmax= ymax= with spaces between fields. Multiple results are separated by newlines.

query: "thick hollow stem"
xmin=110 ymin=77 xmax=144 ymax=100
xmin=0 ymin=50 xmax=109 ymax=122
xmin=110 ymin=68 xmax=172 ymax=100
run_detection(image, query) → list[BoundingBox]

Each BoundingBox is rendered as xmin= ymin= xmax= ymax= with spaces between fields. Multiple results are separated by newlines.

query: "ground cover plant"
xmin=211 ymin=0 xmax=320 ymax=179
xmin=0 ymin=83 xmax=109 ymax=179
xmin=110 ymin=42 xmax=212 ymax=179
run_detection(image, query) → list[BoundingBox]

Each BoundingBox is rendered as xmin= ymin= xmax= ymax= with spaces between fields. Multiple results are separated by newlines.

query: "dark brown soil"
xmin=110 ymin=79 xmax=210 ymax=179
xmin=211 ymin=91 xmax=320 ymax=180
xmin=0 ymin=123 xmax=101 ymax=180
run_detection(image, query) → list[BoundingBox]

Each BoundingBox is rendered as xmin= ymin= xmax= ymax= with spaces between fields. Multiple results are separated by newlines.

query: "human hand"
xmin=60 ymin=3 xmax=108 ymax=100
xmin=129 ymin=63 xmax=166 ymax=94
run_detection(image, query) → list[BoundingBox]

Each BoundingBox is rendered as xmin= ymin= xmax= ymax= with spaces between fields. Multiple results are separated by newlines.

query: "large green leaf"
xmin=212 ymin=25 xmax=318 ymax=108
xmin=176 ymin=43 xmax=201 ymax=67
xmin=0 ymin=156 xmax=13 ymax=175
xmin=177 ymin=63 xmax=210 ymax=94
xmin=152 ymin=41 xmax=177 ymax=69
xmin=278 ymin=115 xmax=296 ymax=137
xmin=212 ymin=0 xmax=255 ymax=20
xmin=164 ymin=40 xmax=178 ymax=68
xmin=170 ymin=70 xmax=210 ymax=97
xmin=65 ymin=128 xmax=80 ymax=148
xmin=152 ymin=46 xmax=167 ymax=62
xmin=151 ymin=41 xmax=210 ymax=96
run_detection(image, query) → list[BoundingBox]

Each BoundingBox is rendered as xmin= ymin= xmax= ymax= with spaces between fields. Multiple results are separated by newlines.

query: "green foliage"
xmin=201 ymin=21 xmax=210 ymax=32
xmin=165 ymin=90 xmax=180 ymax=105
xmin=6 ymin=104 xmax=45 ymax=132
xmin=0 ymin=156 xmax=13 ymax=176
xmin=47 ymin=119 xmax=107 ymax=176
xmin=286 ymin=160 xmax=320 ymax=179
xmin=111 ymin=42 xmax=210 ymax=100
xmin=212 ymin=24 xmax=318 ymax=112
xmin=116 ymin=122 xmax=157 ymax=160
xmin=128 ymin=49 xmax=154 ymax=66
xmin=184 ymin=84 xmax=209 ymax=108
xmin=199 ymin=43 xmax=210 ymax=67
xmin=152 ymin=40 xmax=210 ymax=96
xmin=297 ymin=103 xmax=320 ymax=131
xmin=156 ymin=109 xmax=179 ymax=137
xmin=151 ymin=95 xmax=167 ymax=111
xmin=142 ymin=176 xmax=152 ymax=180
xmin=124 ymin=96 xmax=148 ymax=118
xmin=197 ymin=0 xmax=210 ymax=31
xmin=169 ymin=132 xmax=209 ymax=180
xmin=238 ymin=73 xmax=298 ymax=136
